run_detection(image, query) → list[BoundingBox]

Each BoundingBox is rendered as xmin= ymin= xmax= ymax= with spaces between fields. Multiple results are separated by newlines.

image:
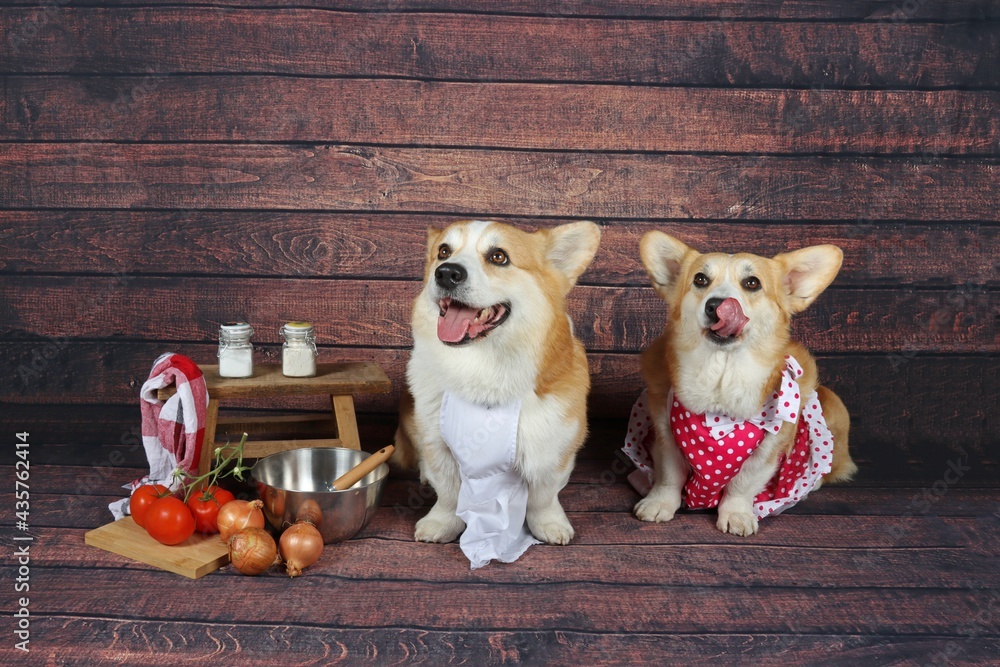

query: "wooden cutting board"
xmin=85 ymin=517 xmax=230 ymax=579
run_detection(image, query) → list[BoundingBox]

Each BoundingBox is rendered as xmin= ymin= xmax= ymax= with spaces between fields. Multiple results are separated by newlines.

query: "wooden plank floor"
xmin=4 ymin=457 xmax=999 ymax=665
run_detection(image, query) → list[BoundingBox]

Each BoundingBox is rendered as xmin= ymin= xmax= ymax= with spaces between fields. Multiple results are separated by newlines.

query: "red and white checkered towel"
xmin=109 ymin=352 xmax=209 ymax=519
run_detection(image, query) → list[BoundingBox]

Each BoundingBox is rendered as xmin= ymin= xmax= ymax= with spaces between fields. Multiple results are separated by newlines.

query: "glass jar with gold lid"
xmin=280 ymin=321 xmax=317 ymax=377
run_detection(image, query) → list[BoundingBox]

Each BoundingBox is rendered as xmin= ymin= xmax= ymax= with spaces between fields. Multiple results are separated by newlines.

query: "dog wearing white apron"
xmin=394 ymin=220 xmax=601 ymax=567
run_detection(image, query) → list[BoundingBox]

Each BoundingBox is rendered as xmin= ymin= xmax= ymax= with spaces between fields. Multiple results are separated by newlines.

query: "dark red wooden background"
xmin=0 ymin=1 xmax=996 ymax=482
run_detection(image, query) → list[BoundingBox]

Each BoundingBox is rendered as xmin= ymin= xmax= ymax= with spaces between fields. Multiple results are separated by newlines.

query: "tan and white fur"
xmin=394 ymin=220 xmax=601 ymax=545
xmin=635 ymin=232 xmax=856 ymax=536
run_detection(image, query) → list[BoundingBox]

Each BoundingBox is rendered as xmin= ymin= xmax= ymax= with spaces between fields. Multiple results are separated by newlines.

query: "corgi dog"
xmin=630 ymin=232 xmax=856 ymax=536
xmin=394 ymin=219 xmax=601 ymax=547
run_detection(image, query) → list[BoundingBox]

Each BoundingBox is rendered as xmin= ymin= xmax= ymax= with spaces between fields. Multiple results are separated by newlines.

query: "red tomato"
xmin=187 ymin=485 xmax=236 ymax=534
xmin=129 ymin=484 xmax=171 ymax=528
xmin=145 ymin=496 xmax=196 ymax=545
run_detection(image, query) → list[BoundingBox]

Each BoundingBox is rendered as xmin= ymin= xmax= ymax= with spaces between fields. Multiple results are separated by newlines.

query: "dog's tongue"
xmin=711 ymin=298 xmax=749 ymax=338
xmin=438 ymin=301 xmax=480 ymax=343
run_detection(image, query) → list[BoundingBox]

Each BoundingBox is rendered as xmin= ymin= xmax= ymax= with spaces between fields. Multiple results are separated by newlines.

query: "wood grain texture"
xmin=84 ymin=516 xmax=230 ymax=579
xmin=2 ymin=337 xmax=996 ymax=460
xmin=13 ymin=566 xmax=1000 ymax=634
xmin=1 ymin=276 xmax=993 ymax=354
xmin=1 ymin=212 xmax=997 ymax=287
xmin=9 ymin=617 xmax=1000 ymax=667
xmin=21 ymin=498 xmax=1000 ymax=551
xmin=4 ymin=456 xmax=999 ymax=664
xmin=3 ymin=338 xmax=993 ymax=422
xmin=0 ymin=1 xmax=994 ymax=21
xmin=9 ymin=461 xmax=1000 ymax=510
xmin=0 ymin=403 xmax=399 ymax=467
xmin=156 ymin=363 xmax=391 ymax=399
xmin=22 ymin=514 xmax=1000 ymax=556
xmin=3 ymin=11 xmax=998 ymax=87
xmin=24 ymin=520 xmax=1000 ymax=587
xmin=331 ymin=394 xmax=362 ymax=449
xmin=4 ymin=408 xmax=994 ymax=485
xmin=0 ymin=4 xmax=996 ymax=657
xmin=3 ymin=144 xmax=997 ymax=221
xmin=5 ymin=77 xmax=999 ymax=153
xmin=384 ymin=475 xmax=1000 ymax=512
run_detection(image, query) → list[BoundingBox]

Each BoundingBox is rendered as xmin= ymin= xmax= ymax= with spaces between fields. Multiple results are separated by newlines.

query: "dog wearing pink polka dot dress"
xmin=627 ymin=232 xmax=857 ymax=536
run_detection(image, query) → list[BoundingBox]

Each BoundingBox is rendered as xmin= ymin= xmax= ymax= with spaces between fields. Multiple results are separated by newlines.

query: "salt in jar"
xmin=218 ymin=322 xmax=254 ymax=378
xmin=280 ymin=321 xmax=317 ymax=377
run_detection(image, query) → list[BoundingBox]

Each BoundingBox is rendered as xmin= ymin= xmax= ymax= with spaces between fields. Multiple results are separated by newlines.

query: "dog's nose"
xmin=704 ymin=297 xmax=724 ymax=323
xmin=435 ymin=262 xmax=468 ymax=290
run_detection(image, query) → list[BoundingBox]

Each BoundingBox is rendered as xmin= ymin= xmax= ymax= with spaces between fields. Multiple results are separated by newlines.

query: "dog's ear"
xmin=544 ymin=221 xmax=601 ymax=287
xmin=774 ymin=245 xmax=843 ymax=313
xmin=641 ymin=231 xmax=696 ymax=299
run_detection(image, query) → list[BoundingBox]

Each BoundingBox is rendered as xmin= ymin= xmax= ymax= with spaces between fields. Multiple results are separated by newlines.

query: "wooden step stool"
xmin=157 ymin=362 xmax=392 ymax=474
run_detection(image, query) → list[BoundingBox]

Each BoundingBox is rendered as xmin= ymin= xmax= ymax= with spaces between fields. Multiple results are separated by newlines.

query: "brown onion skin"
xmin=217 ymin=499 xmax=264 ymax=542
xmin=279 ymin=521 xmax=324 ymax=577
xmin=228 ymin=527 xmax=278 ymax=576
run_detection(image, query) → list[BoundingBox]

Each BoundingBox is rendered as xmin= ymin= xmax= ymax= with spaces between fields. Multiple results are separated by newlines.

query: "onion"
xmin=217 ymin=499 xmax=264 ymax=542
xmin=228 ymin=527 xmax=279 ymax=576
xmin=279 ymin=521 xmax=324 ymax=577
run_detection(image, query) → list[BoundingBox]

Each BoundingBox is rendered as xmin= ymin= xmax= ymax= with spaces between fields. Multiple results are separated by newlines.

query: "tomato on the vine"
xmin=187 ymin=485 xmax=236 ymax=534
xmin=145 ymin=496 xmax=196 ymax=545
xmin=129 ymin=484 xmax=171 ymax=528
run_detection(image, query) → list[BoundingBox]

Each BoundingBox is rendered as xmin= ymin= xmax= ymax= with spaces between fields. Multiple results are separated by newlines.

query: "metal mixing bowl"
xmin=252 ymin=447 xmax=389 ymax=544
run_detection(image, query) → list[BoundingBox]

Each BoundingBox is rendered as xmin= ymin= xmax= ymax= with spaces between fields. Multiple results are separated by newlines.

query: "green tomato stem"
xmin=180 ymin=432 xmax=249 ymax=503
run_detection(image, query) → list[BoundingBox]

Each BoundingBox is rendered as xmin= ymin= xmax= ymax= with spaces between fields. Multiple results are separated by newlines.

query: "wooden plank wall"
xmin=0 ymin=1 xmax=996 ymax=481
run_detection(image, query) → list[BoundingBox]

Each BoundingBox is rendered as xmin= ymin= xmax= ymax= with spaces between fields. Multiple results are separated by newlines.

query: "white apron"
xmin=440 ymin=391 xmax=540 ymax=569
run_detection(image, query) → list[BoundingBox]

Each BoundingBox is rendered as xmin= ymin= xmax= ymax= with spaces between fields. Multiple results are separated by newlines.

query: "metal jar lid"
xmin=220 ymin=321 xmax=254 ymax=336
xmin=280 ymin=321 xmax=314 ymax=339
xmin=282 ymin=321 xmax=313 ymax=331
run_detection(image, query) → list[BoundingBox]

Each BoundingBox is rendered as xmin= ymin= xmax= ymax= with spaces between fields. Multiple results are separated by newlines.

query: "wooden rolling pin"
xmin=332 ymin=445 xmax=395 ymax=491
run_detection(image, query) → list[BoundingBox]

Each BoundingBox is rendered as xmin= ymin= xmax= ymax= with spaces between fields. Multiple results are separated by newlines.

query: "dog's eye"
xmin=743 ymin=276 xmax=761 ymax=291
xmin=437 ymin=244 xmax=452 ymax=260
xmin=488 ymin=249 xmax=509 ymax=266
xmin=693 ymin=273 xmax=710 ymax=288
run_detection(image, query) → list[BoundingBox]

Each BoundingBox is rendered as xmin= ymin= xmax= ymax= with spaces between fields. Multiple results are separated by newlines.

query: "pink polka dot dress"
xmin=622 ymin=356 xmax=835 ymax=520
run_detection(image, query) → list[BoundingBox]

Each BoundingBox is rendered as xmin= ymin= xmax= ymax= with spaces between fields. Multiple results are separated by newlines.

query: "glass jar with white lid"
xmin=218 ymin=322 xmax=254 ymax=378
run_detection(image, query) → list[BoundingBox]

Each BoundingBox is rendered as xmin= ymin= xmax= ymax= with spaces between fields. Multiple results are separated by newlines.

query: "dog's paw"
xmin=634 ymin=494 xmax=681 ymax=523
xmin=414 ymin=513 xmax=464 ymax=543
xmin=717 ymin=510 xmax=758 ymax=537
xmin=528 ymin=513 xmax=575 ymax=545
